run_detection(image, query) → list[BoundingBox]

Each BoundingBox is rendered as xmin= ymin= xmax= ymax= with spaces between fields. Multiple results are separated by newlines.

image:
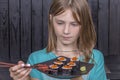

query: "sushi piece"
xmin=49 ymin=64 xmax=58 ymax=69
xmin=62 ymin=65 xmax=72 ymax=75
xmin=54 ymin=61 xmax=63 ymax=66
xmin=57 ymin=56 xmax=66 ymax=61
xmin=71 ymin=57 xmax=78 ymax=61
xmin=62 ymin=65 xmax=72 ymax=69
xmin=67 ymin=61 xmax=76 ymax=67
xmin=49 ymin=64 xmax=59 ymax=75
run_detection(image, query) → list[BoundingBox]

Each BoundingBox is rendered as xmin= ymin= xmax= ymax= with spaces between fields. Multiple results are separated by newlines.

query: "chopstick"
xmin=0 ymin=62 xmax=44 ymax=68
xmin=0 ymin=62 xmax=47 ymax=68
xmin=0 ymin=61 xmax=57 ymax=72
xmin=0 ymin=62 xmax=15 ymax=68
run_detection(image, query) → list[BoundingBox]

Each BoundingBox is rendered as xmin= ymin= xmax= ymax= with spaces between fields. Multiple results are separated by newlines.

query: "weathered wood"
xmin=42 ymin=0 xmax=52 ymax=48
xmin=20 ymin=0 xmax=31 ymax=62
xmin=0 ymin=1 xmax=9 ymax=60
xmin=0 ymin=0 xmax=8 ymax=3
xmin=9 ymin=0 xmax=20 ymax=62
xmin=0 ymin=68 xmax=12 ymax=80
xmin=0 ymin=0 xmax=119 ymax=60
xmin=98 ymin=0 xmax=109 ymax=56
xmin=31 ymin=0 xmax=43 ymax=52
xmin=1 ymin=0 xmax=120 ymax=79
xmin=88 ymin=0 xmax=99 ymax=48
xmin=105 ymin=56 xmax=120 ymax=79
xmin=109 ymin=0 xmax=120 ymax=55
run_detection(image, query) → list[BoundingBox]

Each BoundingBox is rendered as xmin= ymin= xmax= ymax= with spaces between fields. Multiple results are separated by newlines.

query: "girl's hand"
xmin=9 ymin=61 xmax=32 ymax=80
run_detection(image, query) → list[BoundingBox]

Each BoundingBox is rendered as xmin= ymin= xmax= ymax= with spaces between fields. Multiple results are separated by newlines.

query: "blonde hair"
xmin=46 ymin=0 xmax=96 ymax=62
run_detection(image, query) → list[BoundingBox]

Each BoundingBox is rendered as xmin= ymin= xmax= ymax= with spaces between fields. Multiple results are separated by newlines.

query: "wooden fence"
xmin=0 ymin=0 xmax=120 ymax=63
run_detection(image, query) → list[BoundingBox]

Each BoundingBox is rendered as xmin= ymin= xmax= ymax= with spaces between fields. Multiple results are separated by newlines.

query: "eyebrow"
xmin=55 ymin=18 xmax=77 ymax=23
xmin=55 ymin=18 xmax=64 ymax=21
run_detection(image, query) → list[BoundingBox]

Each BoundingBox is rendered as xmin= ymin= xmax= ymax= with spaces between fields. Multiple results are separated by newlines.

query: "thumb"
xmin=18 ymin=60 xmax=25 ymax=65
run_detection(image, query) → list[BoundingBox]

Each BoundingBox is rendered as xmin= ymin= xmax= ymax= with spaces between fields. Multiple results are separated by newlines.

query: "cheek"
xmin=53 ymin=24 xmax=61 ymax=36
xmin=73 ymin=27 xmax=80 ymax=36
xmin=53 ymin=21 xmax=57 ymax=31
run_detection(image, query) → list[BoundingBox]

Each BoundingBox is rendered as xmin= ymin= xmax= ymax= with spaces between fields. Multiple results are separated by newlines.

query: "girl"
xmin=9 ymin=0 xmax=107 ymax=80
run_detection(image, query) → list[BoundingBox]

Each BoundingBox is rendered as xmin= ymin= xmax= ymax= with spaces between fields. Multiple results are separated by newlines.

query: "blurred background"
xmin=0 ymin=0 xmax=120 ymax=79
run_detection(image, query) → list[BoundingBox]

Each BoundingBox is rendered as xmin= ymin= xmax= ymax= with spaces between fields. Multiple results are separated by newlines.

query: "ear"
xmin=49 ymin=14 xmax=52 ymax=20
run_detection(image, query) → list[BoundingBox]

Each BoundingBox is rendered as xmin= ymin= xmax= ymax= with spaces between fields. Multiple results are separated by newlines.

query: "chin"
xmin=62 ymin=41 xmax=74 ymax=45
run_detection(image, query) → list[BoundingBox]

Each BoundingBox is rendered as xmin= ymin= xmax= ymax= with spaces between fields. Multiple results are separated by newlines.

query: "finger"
xmin=9 ymin=69 xmax=14 ymax=78
xmin=25 ymin=64 xmax=31 ymax=67
xmin=11 ymin=64 xmax=25 ymax=72
xmin=9 ymin=65 xmax=25 ymax=79
xmin=11 ymin=69 xmax=28 ymax=80
xmin=9 ymin=61 xmax=24 ymax=72
xmin=18 ymin=61 xmax=25 ymax=64
xmin=20 ymin=68 xmax=32 ymax=80
xmin=17 ymin=68 xmax=32 ymax=79
xmin=13 ymin=68 xmax=25 ymax=75
xmin=14 ymin=64 xmax=31 ymax=77
xmin=10 ymin=64 xmax=31 ymax=77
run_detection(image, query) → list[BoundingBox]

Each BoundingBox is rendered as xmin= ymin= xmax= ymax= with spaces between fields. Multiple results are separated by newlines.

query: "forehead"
xmin=53 ymin=9 xmax=80 ymax=23
xmin=53 ymin=9 xmax=76 ymax=21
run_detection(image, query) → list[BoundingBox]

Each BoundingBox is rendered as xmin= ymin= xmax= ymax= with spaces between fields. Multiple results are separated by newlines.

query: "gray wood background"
xmin=0 ymin=0 xmax=120 ymax=79
xmin=0 ymin=0 xmax=120 ymax=62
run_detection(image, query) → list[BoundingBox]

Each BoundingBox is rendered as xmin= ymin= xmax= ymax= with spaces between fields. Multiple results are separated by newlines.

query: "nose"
xmin=63 ymin=24 xmax=70 ymax=35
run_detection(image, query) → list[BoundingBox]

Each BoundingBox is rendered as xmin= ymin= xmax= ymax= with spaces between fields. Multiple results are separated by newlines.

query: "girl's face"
xmin=52 ymin=9 xmax=81 ymax=45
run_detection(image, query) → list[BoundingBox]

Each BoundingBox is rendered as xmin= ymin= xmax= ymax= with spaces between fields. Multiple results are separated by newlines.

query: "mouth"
xmin=62 ymin=36 xmax=72 ymax=40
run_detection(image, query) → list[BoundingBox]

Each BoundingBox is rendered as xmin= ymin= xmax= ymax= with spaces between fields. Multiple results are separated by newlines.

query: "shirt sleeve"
xmin=88 ymin=50 xmax=107 ymax=80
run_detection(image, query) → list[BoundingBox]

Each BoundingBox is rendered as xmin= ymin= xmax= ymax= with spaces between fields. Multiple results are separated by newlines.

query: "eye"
xmin=57 ymin=22 xmax=64 ymax=25
xmin=71 ymin=23 xmax=79 ymax=27
xmin=56 ymin=21 xmax=64 ymax=25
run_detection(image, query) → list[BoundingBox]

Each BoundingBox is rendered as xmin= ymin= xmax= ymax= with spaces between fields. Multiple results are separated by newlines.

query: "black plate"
xmin=35 ymin=56 xmax=94 ymax=79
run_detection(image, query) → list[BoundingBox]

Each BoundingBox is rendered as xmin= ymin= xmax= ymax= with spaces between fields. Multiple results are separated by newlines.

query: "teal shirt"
xmin=27 ymin=48 xmax=107 ymax=80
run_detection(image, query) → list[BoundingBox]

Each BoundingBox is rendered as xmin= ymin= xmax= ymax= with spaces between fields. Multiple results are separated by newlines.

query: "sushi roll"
xmin=49 ymin=64 xmax=58 ymax=69
xmin=62 ymin=65 xmax=72 ymax=75
xmin=71 ymin=56 xmax=78 ymax=61
xmin=57 ymin=56 xmax=66 ymax=61
xmin=49 ymin=64 xmax=59 ymax=75
xmin=54 ymin=61 xmax=63 ymax=66
xmin=67 ymin=61 xmax=76 ymax=67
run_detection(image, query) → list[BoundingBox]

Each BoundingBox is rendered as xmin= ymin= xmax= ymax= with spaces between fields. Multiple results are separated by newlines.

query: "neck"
xmin=56 ymin=41 xmax=78 ymax=52
xmin=55 ymin=49 xmax=78 ymax=52
xmin=53 ymin=42 xmax=81 ymax=58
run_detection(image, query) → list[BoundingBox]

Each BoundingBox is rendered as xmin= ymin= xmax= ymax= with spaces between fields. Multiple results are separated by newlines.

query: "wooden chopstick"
xmin=0 ymin=62 xmax=15 ymax=65
xmin=0 ymin=62 xmax=15 ymax=67
xmin=0 ymin=65 xmax=13 ymax=68
xmin=0 ymin=62 xmax=16 ymax=68
xmin=0 ymin=62 xmax=47 ymax=68
xmin=0 ymin=62 xmax=57 ymax=72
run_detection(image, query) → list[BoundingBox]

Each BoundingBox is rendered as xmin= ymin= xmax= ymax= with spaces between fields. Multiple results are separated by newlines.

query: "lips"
xmin=63 ymin=36 xmax=72 ymax=40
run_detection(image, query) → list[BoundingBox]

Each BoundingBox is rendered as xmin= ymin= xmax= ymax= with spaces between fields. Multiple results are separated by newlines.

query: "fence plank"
xmin=0 ymin=68 xmax=12 ymax=80
xmin=31 ymin=0 xmax=43 ymax=52
xmin=42 ymin=0 xmax=52 ymax=48
xmin=98 ymin=0 xmax=109 ymax=56
xmin=20 ymin=0 xmax=32 ymax=62
xmin=88 ymin=0 xmax=99 ymax=48
xmin=109 ymin=0 xmax=120 ymax=55
xmin=9 ymin=0 xmax=20 ymax=62
xmin=0 ymin=1 xmax=9 ymax=61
